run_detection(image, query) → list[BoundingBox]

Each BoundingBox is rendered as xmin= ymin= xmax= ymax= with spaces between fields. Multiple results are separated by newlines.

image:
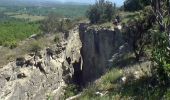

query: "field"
xmin=0 ymin=5 xmax=88 ymax=48
xmin=11 ymin=14 xmax=45 ymax=22
xmin=0 ymin=4 xmax=88 ymax=67
xmin=0 ymin=20 xmax=41 ymax=48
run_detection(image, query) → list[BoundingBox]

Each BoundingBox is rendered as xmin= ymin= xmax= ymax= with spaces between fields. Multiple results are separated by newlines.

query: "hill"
xmin=0 ymin=0 xmax=88 ymax=7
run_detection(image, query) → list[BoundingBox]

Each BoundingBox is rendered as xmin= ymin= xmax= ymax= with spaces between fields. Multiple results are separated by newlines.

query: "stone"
xmin=0 ymin=25 xmax=83 ymax=100
xmin=16 ymin=57 xmax=25 ymax=67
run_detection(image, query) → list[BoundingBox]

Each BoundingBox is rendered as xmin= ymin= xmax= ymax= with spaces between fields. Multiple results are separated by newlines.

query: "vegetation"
xmin=63 ymin=84 xmax=79 ymax=99
xmin=151 ymin=0 xmax=170 ymax=85
xmin=40 ymin=13 xmax=74 ymax=34
xmin=1 ymin=5 xmax=88 ymax=18
xmin=0 ymin=19 xmax=40 ymax=48
xmin=124 ymin=0 xmax=150 ymax=11
xmin=0 ymin=3 xmax=88 ymax=67
xmin=70 ymin=0 xmax=170 ymax=99
xmin=78 ymin=69 xmax=166 ymax=100
xmin=123 ymin=6 xmax=155 ymax=61
xmin=1 ymin=0 xmax=170 ymax=99
xmin=79 ymin=68 xmax=122 ymax=99
xmin=0 ymin=3 xmax=87 ymax=48
xmin=10 ymin=14 xmax=44 ymax=22
xmin=86 ymin=0 xmax=116 ymax=24
xmin=28 ymin=41 xmax=43 ymax=53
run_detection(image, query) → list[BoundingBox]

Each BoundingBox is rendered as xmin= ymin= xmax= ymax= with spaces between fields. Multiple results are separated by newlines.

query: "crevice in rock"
xmin=72 ymin=58 xmax=83 ymax=86
xmin=36 ymin=62 xmax=47 ymax=76
xmin=5 ymin=77 xmax=10 ymax=81
xmin=17 ymin=73 xmax=26 ymax=79
xmin=66 ymin=57 xmax=71 ymax=65
xmin=16 ymin=57 xmax=25 ymax=67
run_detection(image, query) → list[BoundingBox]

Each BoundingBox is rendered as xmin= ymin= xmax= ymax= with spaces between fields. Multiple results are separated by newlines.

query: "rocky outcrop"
xmin=0 ymin=24 xmax=128 ymax=99
xmin=0 ymin=26 xmax=82 ymax=100
xmin=79 ymin=24 xmax=124 ymax=83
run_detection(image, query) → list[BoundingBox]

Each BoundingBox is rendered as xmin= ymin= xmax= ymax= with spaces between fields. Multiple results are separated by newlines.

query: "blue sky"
xmin=55 ymin=0 xmax=125 ymax=6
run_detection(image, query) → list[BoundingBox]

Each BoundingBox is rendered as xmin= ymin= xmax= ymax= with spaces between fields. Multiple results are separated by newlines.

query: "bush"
xmin=63 ymin=84 xmax=79 ymax=99
xmin=123 ymin=7 xmax=155 ymax=61
xmin=151 ymin=0 xmax=170 ymax=85
xmin=28 ymin=41 xmax=42 ymax=53
xmin=124 ymin=0 xmax=150 ymax=11
xmin=86 ymin=0 xmax=116 ymax=24
xmin=54 ymin=35 xmax=60 ymax=43
xmin=40 ymin=13 xmax=74 ymax=34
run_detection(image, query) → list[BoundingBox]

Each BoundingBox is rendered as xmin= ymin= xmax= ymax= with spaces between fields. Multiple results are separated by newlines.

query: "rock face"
xmin=0 ymin=24 xmax=126 ymax=99
xmin=0 ymin=26 xmax=82 ymax=100
xmin=79 ymin=24 xmax=124 ymax=83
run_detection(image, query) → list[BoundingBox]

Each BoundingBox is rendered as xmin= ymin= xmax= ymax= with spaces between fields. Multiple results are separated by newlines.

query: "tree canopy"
xmin=124 ymin=0 xmax=150 ymax=11
xmin=86 ymin=0 xmax=116 ymax=24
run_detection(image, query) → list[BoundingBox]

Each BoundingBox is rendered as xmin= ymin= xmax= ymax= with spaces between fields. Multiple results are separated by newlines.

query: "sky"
xmin=55 ymin=0 xmax=125 ymax=6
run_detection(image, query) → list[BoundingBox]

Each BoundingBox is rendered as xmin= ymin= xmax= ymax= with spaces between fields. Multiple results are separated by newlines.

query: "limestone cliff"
xmin=0 ymin=26 xmax=82 ymax=100
xmin=79 ymin=24 xmax=124 ymax=83
xmin=0 ymin=24 xmax=127 ymax=99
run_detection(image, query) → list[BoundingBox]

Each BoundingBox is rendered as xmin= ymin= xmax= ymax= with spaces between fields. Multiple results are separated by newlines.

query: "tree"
xmin=40 ymin=13 xmax=61 ymax=34
xmin=124 ymin=7 xmax=155 ymax=61
xmin=86 ymin=0 xmax=116 ymax=24
xmin=124 ymin=0 xmax=150 ymax=11
xmin=151 ymin=0 xmax=170 ymax=84
xmin=40 ymin=13 xmax=74 ymax=34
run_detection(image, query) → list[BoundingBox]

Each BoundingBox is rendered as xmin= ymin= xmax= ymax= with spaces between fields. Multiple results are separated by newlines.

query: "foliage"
xmin=63 ymin=84 xmax=79 ymax=99
xmin=79 ymin=68 xmax=123 ymax=99
xmin=78 ymin=68 xmax=167 ymax=99
xmin=99 ymin=68 xmax=122 ymax=90
xmin=0 ymin=20 xmax=40 ymax=48
xmin=86 ymin=0 xmax=116 ymax=24
xmin=124 ymin=0 xmax=150 ymax=11
xmin=0 ymin=5 xmax=88 ymax=18
xmin=123 ymin=7 xmax=155 ymax=60
xmin=28 ymin=41 xmax=43 ymax=53
xmin=46 ymin=93 xmax=54 ymax=100
xmin=150 ymin=0 xmax=170 ymax=85
xmin=40 ymin=13 xmax=74 ymax=34
xmin=54 ymin=35 xmax=60 ymax=43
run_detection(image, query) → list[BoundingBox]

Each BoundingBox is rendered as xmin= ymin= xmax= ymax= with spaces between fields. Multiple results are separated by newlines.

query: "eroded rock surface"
xmin=0 ymin=26 xmax=82 ymax=100
xmin=79 ymin=24 xmax=124 ymax=83
xmin=0 ymin=24 xmax=128 ymax=99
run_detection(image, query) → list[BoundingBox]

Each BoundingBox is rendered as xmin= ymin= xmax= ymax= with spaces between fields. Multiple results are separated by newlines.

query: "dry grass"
xmin=5 ymin=12 xmax=45 ymax=22
xmin=0 ymin=34 xmax=56 ymax=68
xmin=89 ymin=22 xmax=115 ymax=30
xmin=5 ymin=12 xmax=20 ymax=16
xmin=11 ymin=14 xmax=45 ymax=22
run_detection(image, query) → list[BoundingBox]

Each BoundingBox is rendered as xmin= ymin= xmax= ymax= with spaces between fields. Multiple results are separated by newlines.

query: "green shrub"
xmin=54 ymin=35 xmax=60 ymax=43
xmin=28 ymin=41 xmax=42 ymax=53
xmin=86 ymin=0 xmax=116 ymax=24
xmin=124 ymin=0 xmax=150 ymax=11
xmin=40 ymin=13 xmax=74 ymax=34
xmin=63 ymin=84 xmax=79 ymax=99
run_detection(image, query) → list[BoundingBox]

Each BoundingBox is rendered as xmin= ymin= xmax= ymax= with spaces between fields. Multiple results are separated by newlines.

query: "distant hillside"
xmin=0 ymin=0 xmax=88 ymax=7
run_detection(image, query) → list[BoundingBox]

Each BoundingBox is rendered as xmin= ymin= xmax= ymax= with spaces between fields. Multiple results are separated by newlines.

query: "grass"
xmin=0 ymin=34 xmax=56 ymax=67
xmin=89 ymin=22 xmax=115 ymax=30
xmin=120 ymin=11 xmax=139 ymax=23
xmin=11 ymin=14 xmax=45 ymax=22
xmin=0 ymin=7 xmax=6 ymax=12
xmin=79 ymin=68 xmax=123 ymax=99
xmin=0 ymin=20 xmax=41 ymax=48
xmin=78 ymin=73 xmax=170 ymax=100
xmin=99 ymin=68 xmax=123 ymax=91
xmin=5 ymin=12 xmax=20 ymax=16
xmin=63 ymin=84 xmax=79 ymax=99
xmin=76 ymin=59 xmax=170 ymax=100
